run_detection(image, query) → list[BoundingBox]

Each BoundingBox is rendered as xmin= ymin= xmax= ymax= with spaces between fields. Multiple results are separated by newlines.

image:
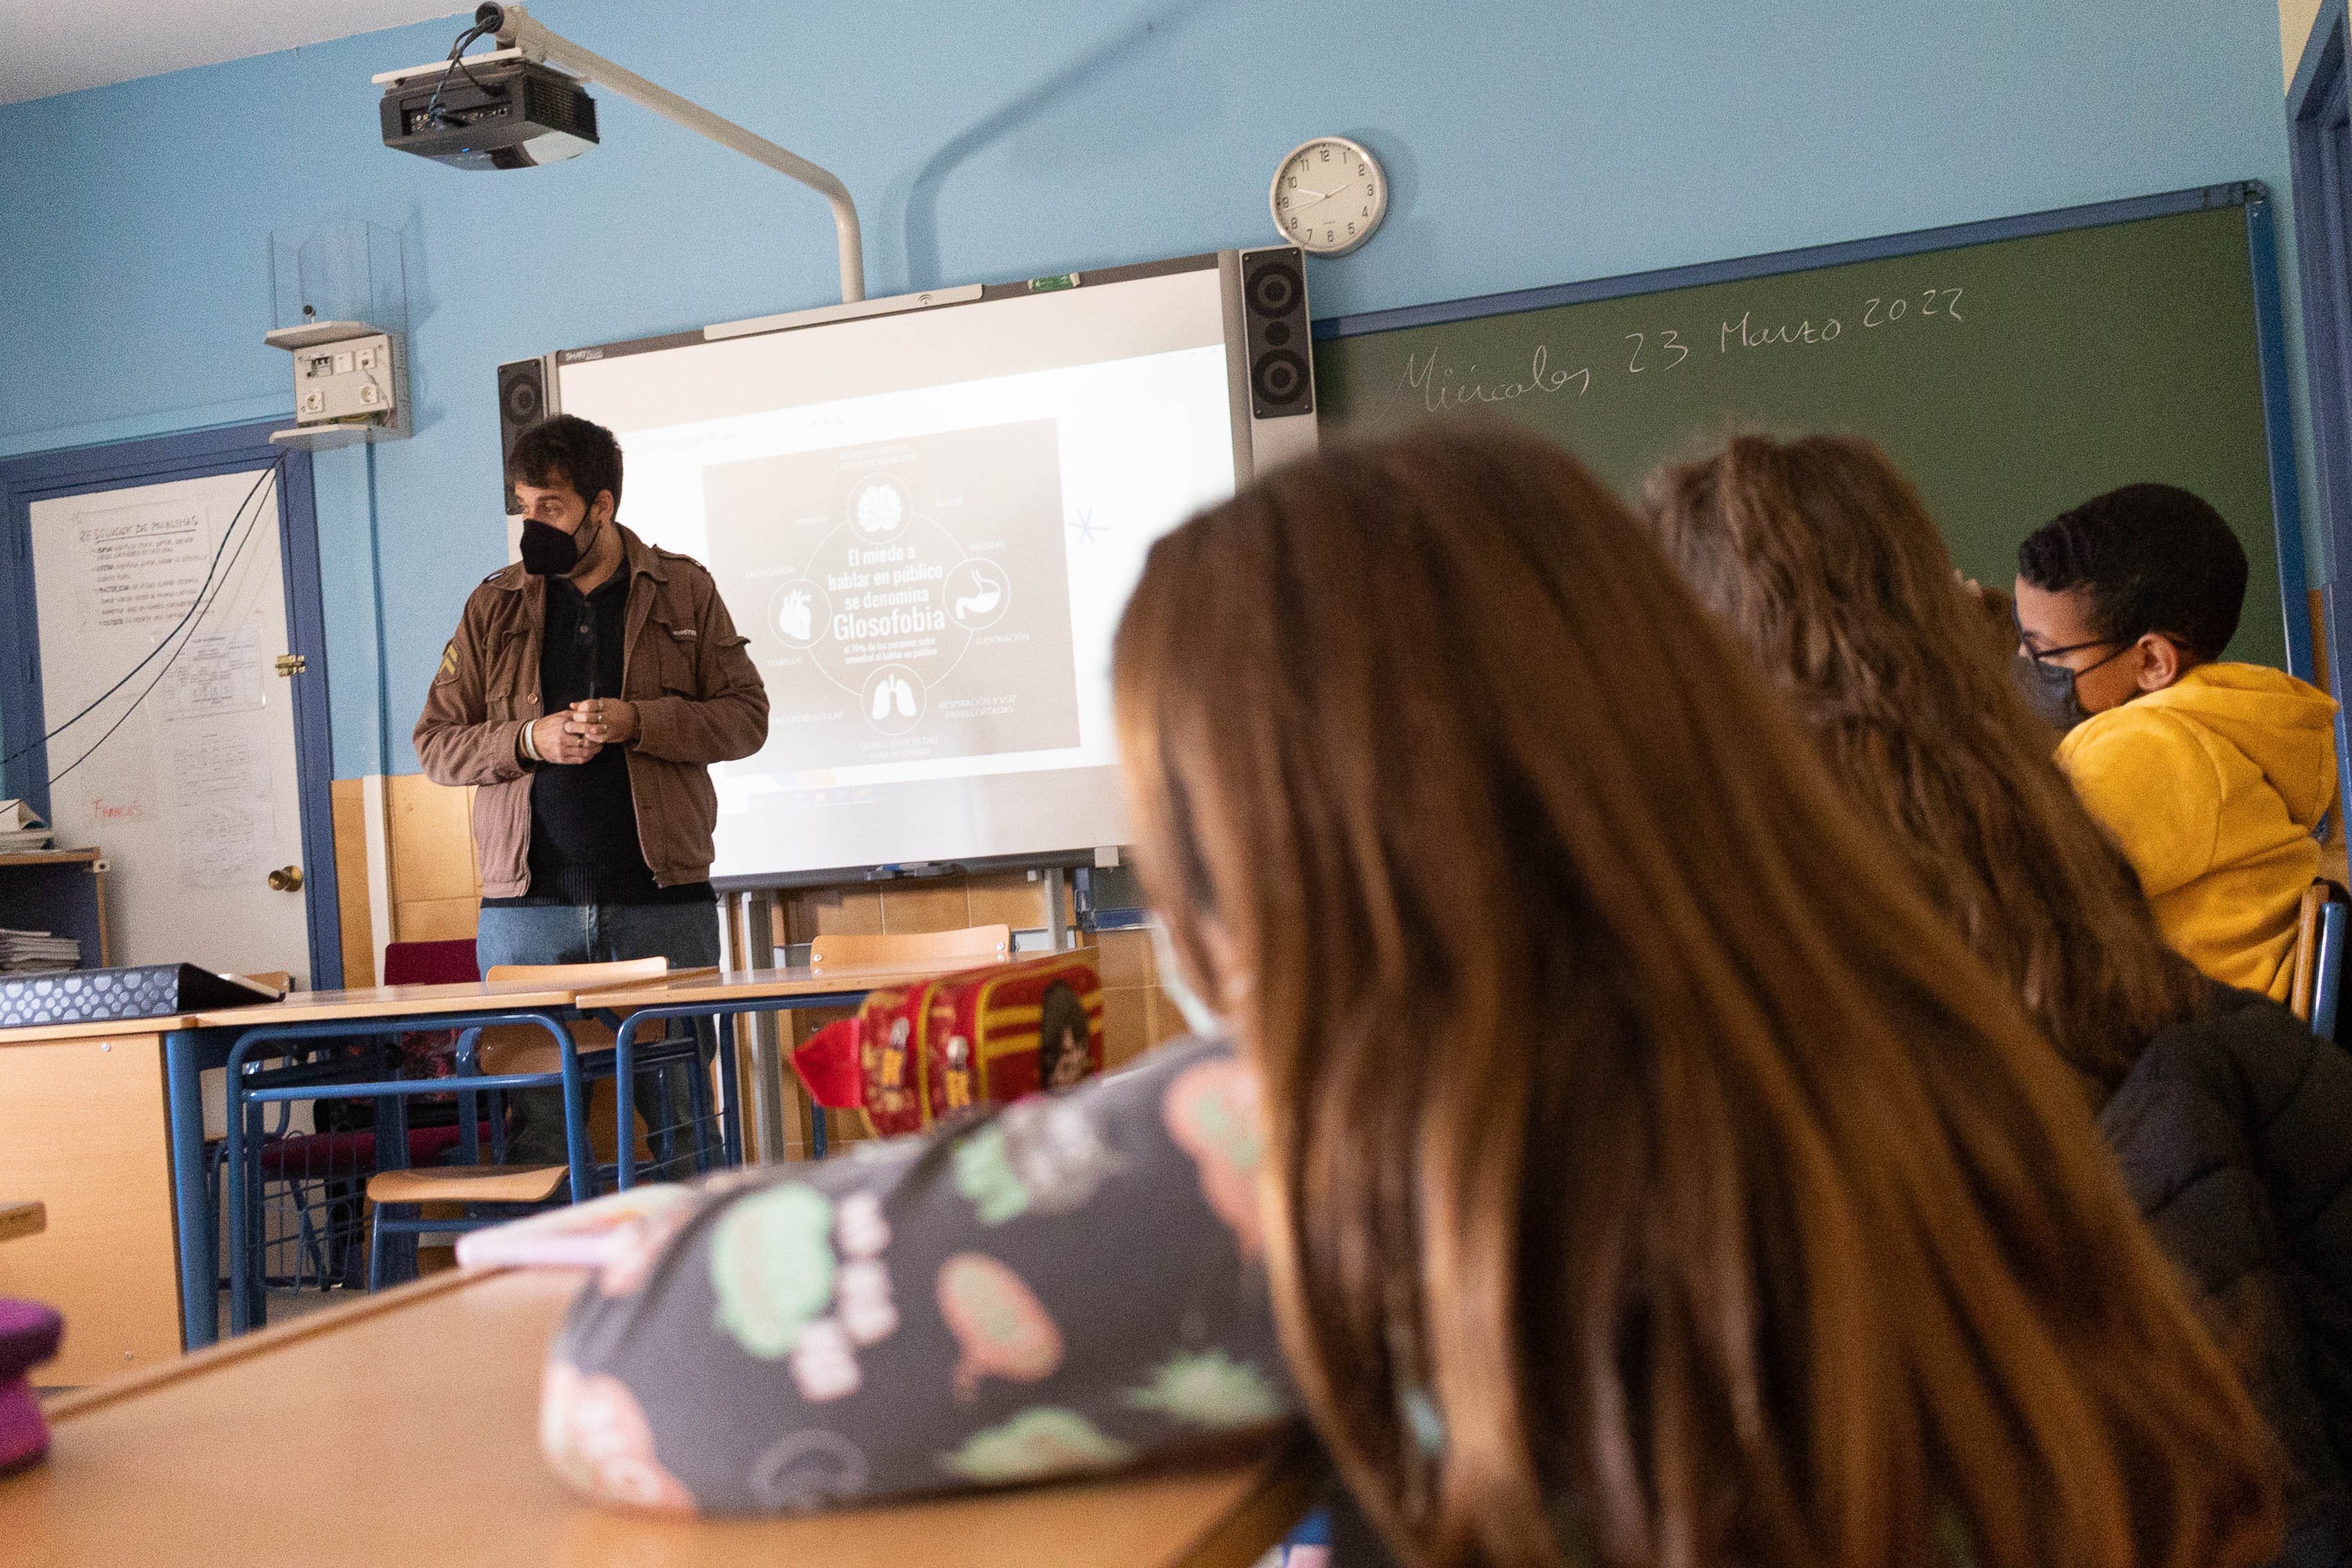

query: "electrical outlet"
xmin=269 ymin=326 xmax=404 ymax=438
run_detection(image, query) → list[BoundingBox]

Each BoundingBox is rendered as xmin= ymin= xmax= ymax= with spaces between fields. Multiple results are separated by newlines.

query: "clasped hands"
xmin=529 ymin=698 xmax=638 ymax=765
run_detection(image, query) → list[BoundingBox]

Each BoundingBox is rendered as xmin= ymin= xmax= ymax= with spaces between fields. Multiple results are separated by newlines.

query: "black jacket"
xmin=2100 ymin=986 xmax=2352 ymax=1566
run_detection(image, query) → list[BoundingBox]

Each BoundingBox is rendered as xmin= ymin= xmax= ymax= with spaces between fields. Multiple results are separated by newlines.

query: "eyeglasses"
xmin=2012 ymin=610 xmax=2124 ymax=667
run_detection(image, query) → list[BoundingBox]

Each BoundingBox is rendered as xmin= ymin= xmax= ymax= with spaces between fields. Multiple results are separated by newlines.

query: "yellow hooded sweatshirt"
xmin=2057 ymin=663 xmax=2340 ymax=1000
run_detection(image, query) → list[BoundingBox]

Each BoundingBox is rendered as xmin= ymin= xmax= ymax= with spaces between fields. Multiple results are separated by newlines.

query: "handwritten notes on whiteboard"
xmin=76 ymin=500 xmax=211 ymax=630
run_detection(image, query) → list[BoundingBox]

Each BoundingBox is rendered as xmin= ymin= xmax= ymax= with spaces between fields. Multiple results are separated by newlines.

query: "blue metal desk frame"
xmin=609 ymin=985 xmax=899 ymax=1186
xmin=165 ymin=981 xmax=897 ymax=1351
xmin=164 ymin=1001 xmax=644 ymax=1353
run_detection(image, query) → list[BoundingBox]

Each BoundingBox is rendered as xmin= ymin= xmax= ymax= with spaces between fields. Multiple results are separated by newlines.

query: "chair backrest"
xmin=383 ymin=939 xmax=482 ymax=987
xmin=473 ymin=957 xmax=669 ymax=1076
xmin=809 ymin=925 xmax=1012 ymax=970
xmin=2313 ymin=901 xmax=2347 ymax=1043
xmin=482 ymin=957 xmax=668 ymax=987
xmin=2291 ymin=881 xmax=2329 ymax=1022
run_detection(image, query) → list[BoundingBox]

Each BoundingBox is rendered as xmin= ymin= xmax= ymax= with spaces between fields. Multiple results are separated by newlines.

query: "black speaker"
xmin=496 ymin=356 xmax=551 ymax=514
xmin=1240 ymin=246 xmax=1313 ymax=420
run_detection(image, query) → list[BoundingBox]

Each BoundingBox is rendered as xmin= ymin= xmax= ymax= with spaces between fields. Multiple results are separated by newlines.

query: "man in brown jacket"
xmin=415 ymin=414 xmax=767 ymax=1167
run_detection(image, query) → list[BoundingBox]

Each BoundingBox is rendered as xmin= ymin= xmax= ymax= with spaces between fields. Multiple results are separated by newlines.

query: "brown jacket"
xmin=413 ymin=526 xmax=768 ymax=897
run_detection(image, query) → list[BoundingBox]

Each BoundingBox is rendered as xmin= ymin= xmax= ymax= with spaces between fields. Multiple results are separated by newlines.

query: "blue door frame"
xmin=2291 ymin=0 xmax=2352 ymax=835
xmin=0 ymin=421 xmax=344 ymax=988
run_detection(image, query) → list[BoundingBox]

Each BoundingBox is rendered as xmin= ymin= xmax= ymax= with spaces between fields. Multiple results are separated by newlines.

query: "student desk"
xmin=173 ymin=979 xmax=595 ymax=1352
xmin=0 ymin=1012 xmax=198 ymax=1384
xmin=0 ymin=983 xmax=598 ymax=1379
xmin=0 ymin=1266 xmax=1315 ymax=1568
xmin=578 ymin=964 xmax=981 ymax=1177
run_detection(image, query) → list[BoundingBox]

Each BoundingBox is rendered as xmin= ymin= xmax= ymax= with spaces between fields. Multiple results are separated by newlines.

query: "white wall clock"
xmin=1270 ymin=136 xmax=1386 ymax=257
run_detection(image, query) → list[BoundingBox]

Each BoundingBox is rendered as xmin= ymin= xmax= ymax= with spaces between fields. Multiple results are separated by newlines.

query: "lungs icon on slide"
xmin=861 ymin=665 xmax=925 ymax=735
xmin=944 ymin=559 xmax=1010 ymax=630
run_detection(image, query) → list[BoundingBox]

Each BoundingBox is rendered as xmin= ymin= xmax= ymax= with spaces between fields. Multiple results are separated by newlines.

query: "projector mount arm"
xmin=479 ymin=2 xmax=866 ymax=304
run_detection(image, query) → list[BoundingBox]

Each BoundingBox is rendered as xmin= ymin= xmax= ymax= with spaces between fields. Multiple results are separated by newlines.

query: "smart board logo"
xmin=560 ymin=349 xmax=605 ymax=363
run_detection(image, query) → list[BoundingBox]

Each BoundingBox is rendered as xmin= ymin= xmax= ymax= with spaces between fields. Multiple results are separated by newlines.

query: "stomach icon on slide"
xmin=860 ymin=665 xmax=925 ymax=734
xmin=943 ymin=559 xmax=1010 ymax=629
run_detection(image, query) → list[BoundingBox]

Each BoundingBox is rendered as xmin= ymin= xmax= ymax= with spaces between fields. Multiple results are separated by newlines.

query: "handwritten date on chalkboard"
xmin=1386 ymin=286 xmax=1967 ymax=416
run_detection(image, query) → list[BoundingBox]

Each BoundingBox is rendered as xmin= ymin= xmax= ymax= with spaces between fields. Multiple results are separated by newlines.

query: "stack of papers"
xmin=0 ymin=801 xmax=53 ymax=854
xmin=0 ymin=929 xmax=79 ymax=973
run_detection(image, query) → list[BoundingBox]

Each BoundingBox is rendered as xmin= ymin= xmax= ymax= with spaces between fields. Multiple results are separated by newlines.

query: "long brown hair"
xmin=1639 ymin=433 xmax=2206 ymax=1097
xmin=1113 ymin=422 xmax=2276 ymax=1568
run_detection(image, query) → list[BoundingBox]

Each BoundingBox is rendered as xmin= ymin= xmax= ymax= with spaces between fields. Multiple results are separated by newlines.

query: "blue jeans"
xmin=476 ymin=901 xmax=724 ymax=1170
xmin=474 ymin=900 xmax=722 ymax=973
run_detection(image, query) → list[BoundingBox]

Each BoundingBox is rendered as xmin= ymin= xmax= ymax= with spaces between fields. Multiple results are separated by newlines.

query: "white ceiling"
xmin=0 ymin=0 xmax=469 ymax=106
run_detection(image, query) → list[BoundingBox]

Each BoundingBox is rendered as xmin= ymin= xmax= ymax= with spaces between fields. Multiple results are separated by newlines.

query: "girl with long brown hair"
xmin=1115 ymin=422 xmax=2275 ymax=1568
xmin=1637 ymin=431 xmax=2204 ymax=1095
xmin=1636 ymin=430 xmax=2349 ymax=1564
xmin=543 ymin=422 xmax=2280 ymax=1568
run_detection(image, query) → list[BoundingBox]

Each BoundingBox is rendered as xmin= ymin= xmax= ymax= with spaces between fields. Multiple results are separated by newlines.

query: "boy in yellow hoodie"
xmin=2015 ymin=483 xmax=2339 ymax=1000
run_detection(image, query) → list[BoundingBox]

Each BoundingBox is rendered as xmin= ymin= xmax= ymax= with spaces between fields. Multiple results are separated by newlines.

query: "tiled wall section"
xmin=330 ymin=773 xmax=1179 ymax=1065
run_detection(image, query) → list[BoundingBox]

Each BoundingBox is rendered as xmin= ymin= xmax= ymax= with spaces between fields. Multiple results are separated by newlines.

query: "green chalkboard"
xmin=1314 ymin=198 xmax=2291 ymax=669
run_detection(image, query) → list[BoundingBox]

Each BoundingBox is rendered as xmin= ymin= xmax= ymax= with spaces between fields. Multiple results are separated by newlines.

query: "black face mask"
xmin=2012 ymin=636 xmax=2133 ymax=733
xmin=520 ymin=512 xmax=596 ymax=577
xmin=2015 ymin=651 xmax=2090 ymax=731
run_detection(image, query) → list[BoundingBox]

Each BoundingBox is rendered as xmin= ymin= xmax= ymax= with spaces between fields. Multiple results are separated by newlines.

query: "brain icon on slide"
xmin=853 ymin=477 xmax=910 ymax=540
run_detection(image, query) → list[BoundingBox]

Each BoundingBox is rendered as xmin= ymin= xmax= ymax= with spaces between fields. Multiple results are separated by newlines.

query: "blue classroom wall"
xmin=0 ymin=0 xmax=2315 ymax=778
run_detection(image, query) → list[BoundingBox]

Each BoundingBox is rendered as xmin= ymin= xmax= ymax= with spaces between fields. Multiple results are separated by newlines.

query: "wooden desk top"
xmin=0 ymin=1201 xmax=43 ymax=1243
xmin=0 ymin=849 xmax=100 ymax=867
xmin=191 ymin=978 xmax=591 ymax=1030
xmin=1 ymin=1267 xmax=1311 ymax=1567
xmin=578 ymin=963 xmax=986 ymax=1010
xmin=0 ymin=1015 xmax=193 ymax=1048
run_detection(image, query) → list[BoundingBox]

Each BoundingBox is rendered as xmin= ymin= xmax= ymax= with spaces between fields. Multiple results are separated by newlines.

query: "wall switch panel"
xmin=263 ymin=320 xmax=413 ymax=448
xmin=290 ymin=331 xmax=400 ymax=425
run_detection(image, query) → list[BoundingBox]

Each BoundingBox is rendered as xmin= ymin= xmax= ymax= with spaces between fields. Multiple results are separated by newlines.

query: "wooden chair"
xmin=2291 ymin=883 xmax=2327 ymax=1022
xmin=362 ymin=957 xmax=669 ymax=1288
xmin=808 ymin=925 xmax=1012 ymax=970
xmin=2289 ymin=880 xmax=2351 ymax=1028
xmin=0 ymin=1201 xmax=43 ymax=1244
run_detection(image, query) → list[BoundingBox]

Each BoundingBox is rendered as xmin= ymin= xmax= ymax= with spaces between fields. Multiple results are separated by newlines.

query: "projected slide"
xmin=705 ymin=420 xmax=1079 ymax=771
xmin=555 ymin=259 xmax=1255 ymax=878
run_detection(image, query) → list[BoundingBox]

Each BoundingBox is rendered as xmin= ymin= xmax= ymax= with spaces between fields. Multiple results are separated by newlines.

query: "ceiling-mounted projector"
xmin=371 ymin=3 xmax=868 ymax=305
xmin=378 ymin=53 xmax=596 ymax=170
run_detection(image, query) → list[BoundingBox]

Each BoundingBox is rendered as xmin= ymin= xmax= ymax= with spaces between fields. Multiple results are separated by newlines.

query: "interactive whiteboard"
xmin=554 ymin=253 xmax=1286 ymax=883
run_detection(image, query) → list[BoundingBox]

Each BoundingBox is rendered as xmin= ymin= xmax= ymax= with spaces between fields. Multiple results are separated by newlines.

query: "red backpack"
xmin=791 ymin=953 xmax=1104 ymax=1137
